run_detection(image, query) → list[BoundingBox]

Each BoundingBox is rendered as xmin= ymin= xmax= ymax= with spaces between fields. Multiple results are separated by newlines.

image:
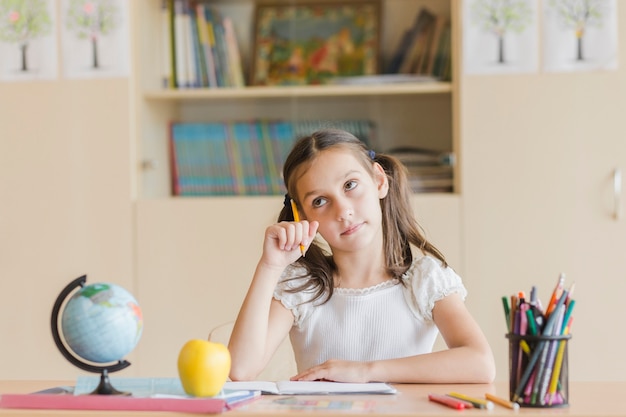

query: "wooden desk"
xmin=1 ymin=380 xmax=625 ymax=417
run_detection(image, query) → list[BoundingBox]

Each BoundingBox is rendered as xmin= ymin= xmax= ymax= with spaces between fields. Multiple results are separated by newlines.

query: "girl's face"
xmin=295 ymin=148 xmax=389 ymax=255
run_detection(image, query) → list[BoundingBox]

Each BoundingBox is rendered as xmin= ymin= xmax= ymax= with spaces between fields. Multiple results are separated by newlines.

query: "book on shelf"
xmin=223 ymin=16 xmax=245 ymax=87
xmin=387 ymin=147 xmax=455 ymax=193
xmin=169 ymin=120 xmax=375 ymax=197
xmin=431 ymin=20 xmax=452 ymax=81
xmin=196 ymin=4 xmax=218 ymax=88
xmin=387 ymin=26 xmax=415 ymax=75
xmin=163 ymin=0 xmax=245 ymax=89
xmin=209 ymin=7 xmax=230 ymax=87
xmin=387 ymin=146 xmax=455 ymax=166
xmin=190 ymin=4 xmax=207 ymax=88
xmin=329 ymin=74 xmax=438 ymax=85
xmin=0 ymin=377 xmax=259 ymax=413
xmin=229 ymin=122 xmax=270 ymax=195
xmin=397 ymin=8 xmax=436 ymax=74
xmin=264 ymin=120 xmax=295 ymax=194
xmin=204 ymin=5 xmax=224 ymax=87
xmin=409 ymin=177 xmax=453 ymax=193
xmin=160 ymin=0 xmax=173 ymax=88
xmin=172 ymin=0 xmax=186 ymax=88
xmin=170 ymin=122 xmax=239 ymax=196
xmin=387 ymin=8 xmax=451 ymax=81
xmin=224 ymin=380 xmax=397 ymax=395
xmin=422 ymin=14 xmax=448 ymax=76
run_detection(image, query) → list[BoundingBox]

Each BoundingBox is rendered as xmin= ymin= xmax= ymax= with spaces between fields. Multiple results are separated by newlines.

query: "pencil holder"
xmin=506 ymin=333 xmax=571 ymax=408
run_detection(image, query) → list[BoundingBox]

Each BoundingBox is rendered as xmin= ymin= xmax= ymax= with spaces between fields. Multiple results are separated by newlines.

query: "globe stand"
xmin=51 ymin=275 xmax=132 ymax=396
xmin=91 ymin=369 xmax=129 ymax=396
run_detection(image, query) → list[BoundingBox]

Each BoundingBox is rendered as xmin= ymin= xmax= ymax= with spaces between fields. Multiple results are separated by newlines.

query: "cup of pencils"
xmin=503 ymin=274 xmax=575 ymax=408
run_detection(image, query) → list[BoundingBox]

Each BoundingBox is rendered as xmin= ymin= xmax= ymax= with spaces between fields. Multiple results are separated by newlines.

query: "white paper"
xmin=223 ymin=380 xmax=397 ymax=395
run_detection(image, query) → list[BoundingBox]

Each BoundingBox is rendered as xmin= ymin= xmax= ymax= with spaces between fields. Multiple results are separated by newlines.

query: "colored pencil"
xmin=485 ymin=393 xmax=520 ymax=410
xmin=428 ymin=394 xmax=467 ymax=410
xmin=290 ymin=199 xmax=306 ymax=257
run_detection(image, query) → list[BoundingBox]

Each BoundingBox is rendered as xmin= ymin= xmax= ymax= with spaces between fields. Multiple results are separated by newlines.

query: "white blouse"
xmin=273 ymin=255 xmax=467 ymax=372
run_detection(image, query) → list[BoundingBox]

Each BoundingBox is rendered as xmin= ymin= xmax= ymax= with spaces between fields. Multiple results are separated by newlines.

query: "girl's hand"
xmin=290 ymin=359 xmax=373 ymax=383
xmin=260 ymin=220 xmax=319 ymax=269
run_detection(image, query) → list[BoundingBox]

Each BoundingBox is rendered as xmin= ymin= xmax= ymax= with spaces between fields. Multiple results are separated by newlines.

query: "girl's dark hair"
xmin=278 ymin=128 xmax=447 ymax=305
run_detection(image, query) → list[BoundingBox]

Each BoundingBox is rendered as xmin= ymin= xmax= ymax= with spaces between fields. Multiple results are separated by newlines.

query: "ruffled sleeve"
xmin=401 ymin=256 xmax=467 ymax=323
xmin=273 ymin=264 xmax=318 ymax=328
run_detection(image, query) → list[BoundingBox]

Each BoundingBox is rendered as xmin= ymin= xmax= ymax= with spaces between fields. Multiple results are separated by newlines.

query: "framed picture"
xmin=251 ymin=1 xmax=381 ymax=86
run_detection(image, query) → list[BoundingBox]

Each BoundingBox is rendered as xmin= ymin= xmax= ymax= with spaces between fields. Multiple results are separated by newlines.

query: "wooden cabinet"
xmin=0 ymin=81 xmax=134 ymax=379
xmin=130 ymin=0 xmax=461 ymax=377
xmin=133 ymin=0 xmax=457 ymax=199
xmin=133 ymin=194 xmax=461 ymax=377
xmin=0 ymin=0 xmax=461 ymax=381
xmin=461 ymin=27 xmax=626 ymax=380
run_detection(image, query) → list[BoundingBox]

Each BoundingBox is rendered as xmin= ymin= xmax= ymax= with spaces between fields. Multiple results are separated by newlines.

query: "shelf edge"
xmin=143 ymin=82 xmax=453 ymax=101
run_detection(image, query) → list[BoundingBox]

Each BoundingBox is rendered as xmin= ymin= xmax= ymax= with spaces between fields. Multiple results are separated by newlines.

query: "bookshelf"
xmin=132 ymin=0 xmax=457 ymax=199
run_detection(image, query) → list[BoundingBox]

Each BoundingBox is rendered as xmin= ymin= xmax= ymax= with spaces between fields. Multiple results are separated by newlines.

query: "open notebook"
xmin=224 ymin=380 xmax=397 ymax=395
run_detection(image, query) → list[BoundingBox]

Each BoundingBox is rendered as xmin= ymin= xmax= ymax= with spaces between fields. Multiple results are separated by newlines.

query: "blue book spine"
xmin=255 ymin=121 xmax=277 ymax=194
xmin=204 ymin=7 xmax=224 ymax=87
xmin=269 ymin=121 xmax=295 ymax=194
xmin=189 ymin=6 xmax=206 ymax=87
xmin=246 ymin=121 xmax=271 ymax=194
xmin=231 ymin=122 xmax=262 ymax=195
xmin=207 ymin=122 xmax=237 ymax=195
xmin=172 ymin=122 xmax=240 ymax=196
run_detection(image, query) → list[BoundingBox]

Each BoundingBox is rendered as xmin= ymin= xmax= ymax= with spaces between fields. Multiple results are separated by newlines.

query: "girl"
xmin=228 ymin=129 xmax=495 ymax=383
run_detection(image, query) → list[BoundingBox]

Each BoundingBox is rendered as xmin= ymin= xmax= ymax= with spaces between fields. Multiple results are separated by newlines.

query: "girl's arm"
xmin=228 ymin=220 xmax=318 ymax=381
xmin=228 ymin=266 xmax=294 ymax=381
xmin=291 ymin=293 xmax=496 ymax=383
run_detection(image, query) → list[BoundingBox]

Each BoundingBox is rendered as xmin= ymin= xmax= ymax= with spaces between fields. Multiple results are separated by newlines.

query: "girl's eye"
xmin=312 ymin=197 xmax=327 ymax=208
xmin=344 ymin=180 xmax=357 ymax=191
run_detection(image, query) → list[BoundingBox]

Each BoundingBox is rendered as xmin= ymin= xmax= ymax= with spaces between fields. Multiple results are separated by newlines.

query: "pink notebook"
xmin=0 ymin=390 xmax=259 ymax=413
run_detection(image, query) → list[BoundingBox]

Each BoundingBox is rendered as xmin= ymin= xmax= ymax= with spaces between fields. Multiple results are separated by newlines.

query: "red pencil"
xmin=428 ymin=393 xmax=467 ymax=410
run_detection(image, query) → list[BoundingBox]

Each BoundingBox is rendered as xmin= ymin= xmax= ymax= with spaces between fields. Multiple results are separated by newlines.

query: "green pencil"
xmin=501 ymin=296 xmax=511 ymax=332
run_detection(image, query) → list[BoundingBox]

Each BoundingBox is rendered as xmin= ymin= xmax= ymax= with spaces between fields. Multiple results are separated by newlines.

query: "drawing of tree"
xmin=65 ymin=0 xmax=120 ymax=69
xmin=470 ymin=0 xmax=532 ymax=63
xmin=0 ymin=0 xmax=52 ymax=72
xmin=547 ymin=0 xmax=608 ymax=61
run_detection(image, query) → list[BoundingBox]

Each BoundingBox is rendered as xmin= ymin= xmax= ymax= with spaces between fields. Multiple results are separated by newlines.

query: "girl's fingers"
xmin=281 ymin=221 xmax=304 ymax=252
xmin=307 ymin=220 xmax=319 ymax=243
xmin=268 ymin=220 xmax=317 ymax=252
xmin=285 ymin=222 xmax=297 ymax=251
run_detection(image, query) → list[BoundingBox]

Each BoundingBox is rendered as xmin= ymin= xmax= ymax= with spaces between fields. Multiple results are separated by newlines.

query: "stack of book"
xmin=387 ymin=8 xmax=452 ymax=81
xmin=169 ymin=120 xmax=375 ymax=196
xmin=387 ymin=147 xmax=455 ymax=193
xmin=161 ymin=0 xmax=245 ymax=89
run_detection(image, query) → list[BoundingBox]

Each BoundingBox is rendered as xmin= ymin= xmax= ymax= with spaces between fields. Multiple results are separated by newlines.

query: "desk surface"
xmin=1 ymin=380 xmax=624 ymax=417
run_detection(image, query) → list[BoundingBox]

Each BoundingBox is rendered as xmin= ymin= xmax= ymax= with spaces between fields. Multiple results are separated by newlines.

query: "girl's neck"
xmin=332 ymin=251 xmax=392 ymax=289
xmin=329 ymin=226 xmax=390 ymax=289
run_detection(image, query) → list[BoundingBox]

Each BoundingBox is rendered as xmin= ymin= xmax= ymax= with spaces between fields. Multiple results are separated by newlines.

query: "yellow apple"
xmin=177 ymin=339 xmax=231 ymax=397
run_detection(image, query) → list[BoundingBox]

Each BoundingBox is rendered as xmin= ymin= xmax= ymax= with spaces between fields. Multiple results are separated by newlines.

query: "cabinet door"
xmin=462 ymin=67 xmax=626 ymax=380
xmin=0 ymin=81 xmax=133 ymax=379
xmin=133 ymin=195 xmax=461 ymax=377
xmin=133 ymin=198 xmax=277 ymax=377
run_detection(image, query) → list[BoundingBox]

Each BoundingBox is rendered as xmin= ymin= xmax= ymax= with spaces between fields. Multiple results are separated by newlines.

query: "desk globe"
xmin=51 ymin=275 xmax=143 ymax=395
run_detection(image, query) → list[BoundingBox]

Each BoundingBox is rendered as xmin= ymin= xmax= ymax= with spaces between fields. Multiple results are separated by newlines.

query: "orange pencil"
xmin=290 ymin=199 xmax=306 ymax=257
xmin=546 ymin=273 xmax=565 ymax=316
xmin=485 ymin=393 xmax=520 ymax=410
